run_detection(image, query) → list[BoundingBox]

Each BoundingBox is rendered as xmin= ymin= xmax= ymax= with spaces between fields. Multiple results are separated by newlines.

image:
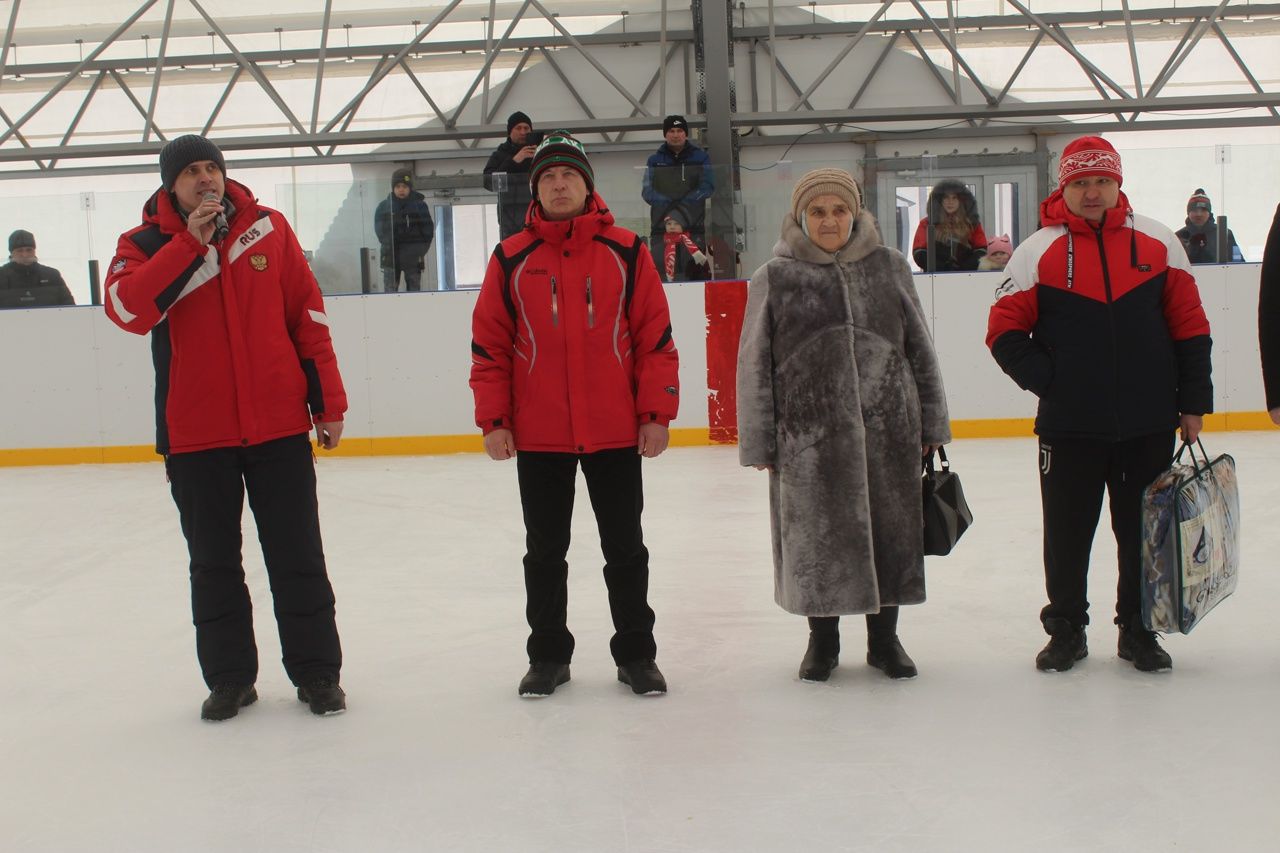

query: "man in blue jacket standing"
xmin=641 ymin=115 xmax=714 ymax=279
xmin=374 ymin=170 xmax=435 ymax=292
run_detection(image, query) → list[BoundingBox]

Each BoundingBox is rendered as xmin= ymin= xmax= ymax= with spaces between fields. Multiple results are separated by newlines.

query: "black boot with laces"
xmin=1036 ymin=617 xmax=1088 ymax=672
xmin=201 ymin=684 xmax=257 ymax=721
xmin=297 ymin=676 xmax=347 ymax=715
xmin=1118 ymin=624 xmax=1172 ymax=672
xmin=518 ymin=662 xmax=570 ymax=697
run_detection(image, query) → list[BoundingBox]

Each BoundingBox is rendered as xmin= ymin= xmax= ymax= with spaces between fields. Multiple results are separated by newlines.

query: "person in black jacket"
xmin=1259 ymin=203 xmax=1280 ymax=425
xmin=374 ymin=171 xmax=435 ymax=293
xmin=0 ymin=230 xmax=74 ymax=308
xmin=1176 ymin=189 xmax=1242 ymax=264
xmin=483 ymin=111 xmax=538 ymax=240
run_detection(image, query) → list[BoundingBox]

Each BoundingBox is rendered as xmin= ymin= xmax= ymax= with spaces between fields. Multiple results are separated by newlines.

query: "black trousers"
xmin=1037 ymin=431 xmax=1175 ymax=630
xmin=516 ymin=447 xmax=657 ymax=665
xmin=166 ymin=433 xmax=341 ymax=689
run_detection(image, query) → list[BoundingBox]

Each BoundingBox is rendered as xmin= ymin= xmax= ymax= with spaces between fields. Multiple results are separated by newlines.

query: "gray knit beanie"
xmin=159 ymin=135 xmax=227 ymax=190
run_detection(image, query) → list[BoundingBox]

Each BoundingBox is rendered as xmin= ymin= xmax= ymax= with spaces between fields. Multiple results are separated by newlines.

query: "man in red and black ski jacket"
xmin=471 ymin=132 xmax=679 ymax=698
xmin=986 ymin=135 xmax=1212 ymax=675
xmin=104 ymin=135 xmax=349 ymax=721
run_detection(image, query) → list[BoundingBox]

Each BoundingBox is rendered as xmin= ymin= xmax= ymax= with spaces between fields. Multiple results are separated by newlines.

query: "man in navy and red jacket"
xmin=986 ymin=135 xmax=1212 ymax=675
xmin=105 ymin=135 xmax=349 ymax=721
xmin=471 ymin=132 xmax=680 ymax=698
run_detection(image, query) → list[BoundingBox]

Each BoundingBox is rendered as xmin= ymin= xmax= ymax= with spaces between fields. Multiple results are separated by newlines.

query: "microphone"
xmin=203 ymin=191 xmax=230 ymax=243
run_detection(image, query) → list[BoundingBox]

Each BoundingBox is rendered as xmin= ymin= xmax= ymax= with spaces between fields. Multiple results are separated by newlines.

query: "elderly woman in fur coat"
xmin=736 ymin=168 xmax=952 ymax=683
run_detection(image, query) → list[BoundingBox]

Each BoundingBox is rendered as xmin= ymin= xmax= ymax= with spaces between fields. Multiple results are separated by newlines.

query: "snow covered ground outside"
xmin=3 ymin=436 xmax=1278 ymax=852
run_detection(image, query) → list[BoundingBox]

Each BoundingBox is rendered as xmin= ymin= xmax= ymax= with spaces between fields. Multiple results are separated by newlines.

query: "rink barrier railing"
xmin=0 ymin=267 xmax=1270 ymax=467
xmin=0 ymin=413 xmax=1274 ymax=468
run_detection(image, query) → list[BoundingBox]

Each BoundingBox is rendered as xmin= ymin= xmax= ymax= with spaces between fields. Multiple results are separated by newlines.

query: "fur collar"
xmin=774 ymin=209 xmax=882 ymax=265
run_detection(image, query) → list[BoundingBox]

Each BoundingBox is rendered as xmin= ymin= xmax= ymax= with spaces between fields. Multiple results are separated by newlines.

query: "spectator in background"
xmin=642 ymin=115 xmax=714 ymax=275
xmin=660 ymin=209 xmax=710 ymax=282
xmin=912 ymin=180 xmax=987 ymax=272
xmin=0 ymin=230 xmax=74 ymax=308
xmin=374 ymin=170 xmax=434 ymax=293
xmin=1259 ymin=203 xmax=1280 ymax=425
xmin=1176 ymin=189 xmax=1243 ymax=264
xmin=978 ymin=234 xmax=1013 ymax=271
xmin=483 ymin=111 xmax=539 ymax=240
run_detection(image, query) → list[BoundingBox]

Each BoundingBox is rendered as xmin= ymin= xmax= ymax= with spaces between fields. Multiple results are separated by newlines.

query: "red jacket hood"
xmin=528 ymin=191 xmax=615 ymax=244
xmin=1039 ymin=187 xmax=1133 ymax=233
xmin=142 ymin=179 xmax=258 ymax=233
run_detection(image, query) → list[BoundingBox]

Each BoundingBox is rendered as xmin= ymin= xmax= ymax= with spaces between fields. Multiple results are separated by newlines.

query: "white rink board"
xmin=0 ymin=265 xmax=1264 ymax=451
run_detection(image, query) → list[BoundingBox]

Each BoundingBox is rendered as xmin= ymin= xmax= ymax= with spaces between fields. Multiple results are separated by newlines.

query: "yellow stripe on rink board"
xmin=948 ymin=418 xmax=1036 ymax=438
xmin=2 ymin=418 xmax=1273 ymax=467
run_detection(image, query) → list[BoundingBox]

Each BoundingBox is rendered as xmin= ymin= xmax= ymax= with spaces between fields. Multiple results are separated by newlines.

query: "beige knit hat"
xmin=791 ymin=168 xmax=862 ymax=222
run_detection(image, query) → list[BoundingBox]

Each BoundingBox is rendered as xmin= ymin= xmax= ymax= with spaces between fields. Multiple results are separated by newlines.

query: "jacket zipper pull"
xmin=586 ymin=277 xmax=595 ymax=328
xmin=550 ymin=276 xmax=559 ymax=326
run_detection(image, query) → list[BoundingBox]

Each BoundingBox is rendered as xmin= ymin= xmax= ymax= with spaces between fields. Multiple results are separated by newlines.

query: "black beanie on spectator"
xmin=507 ymin=111 xmax=532 ymax=133
xmin=159 ymin=135 xmax=227 ymax=190
xmin=8 ymin=229 xmax=35 ymax=252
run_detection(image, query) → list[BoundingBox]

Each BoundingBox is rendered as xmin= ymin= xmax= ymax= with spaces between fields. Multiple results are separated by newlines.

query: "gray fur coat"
xmin=736 ymin=210 xmax=952 ymax=615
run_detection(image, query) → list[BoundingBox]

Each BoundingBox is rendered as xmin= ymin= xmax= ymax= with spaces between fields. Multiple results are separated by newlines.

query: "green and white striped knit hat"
xmin=529 ymin=131 xmax=595 ymax=198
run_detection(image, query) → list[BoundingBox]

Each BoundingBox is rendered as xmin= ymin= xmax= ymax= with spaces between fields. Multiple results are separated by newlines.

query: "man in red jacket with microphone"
xmin=105 ymin=135 xmax=349 ymax=721
xmin=470 ymin=132 xmax=680 ymax=698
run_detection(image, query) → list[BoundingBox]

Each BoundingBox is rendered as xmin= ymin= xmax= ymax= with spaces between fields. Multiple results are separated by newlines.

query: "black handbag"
xmin=922 ymin=447 xmax=973 ymax=556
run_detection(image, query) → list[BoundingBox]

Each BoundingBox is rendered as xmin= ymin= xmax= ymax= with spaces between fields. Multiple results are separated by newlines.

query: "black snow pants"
xmin=166 ymin=432 xmax=341 ymax=689
xmin=1037 ymin=431 xmax=1175 ymax=631
xmin=516 ymin=447 xmax=658 ymax=666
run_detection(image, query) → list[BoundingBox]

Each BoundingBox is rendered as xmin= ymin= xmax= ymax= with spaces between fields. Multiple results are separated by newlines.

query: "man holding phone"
xmin=484 ymin=111 xmax=542 ymax=240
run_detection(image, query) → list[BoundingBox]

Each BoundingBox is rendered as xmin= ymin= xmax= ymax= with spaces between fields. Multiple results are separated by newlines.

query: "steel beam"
xmin=320 ymin=0 xmax=466 ymax=134
xmin=1003 ymin=0 xmax=1133 ymax=100
xmin=908 ymin=0 xmax=996 ymax=105
xmin=310 ymin=0 xmax=333 ymax=135
xmin=189 ymin=0 xmax=319 ymax=156
xmin=1145 ymin=0 xmax=1233 ymax=100
xmin=49 ymin=71 xmax=106 ymax=169
xmin=0 ymin=0 xmax=160 ymax=146
xmin=398 ymin=60 xmax=467 ymax=150
xmin=142 ymin=0 xmax=177 ymax=144
xmin=202 ymin=66 xmax=243 ymax=137
xmin=1212 ymin=21 xmax=1280 ymax=121
xmin=107 ymin=70 xmax=166 ymax=142
xmin=792 ymin=0 xmax=894 ymax=110
xmin=446 ymin=1 xmax=532 ymax=128
xmin=527 ymin=0 xmax=649 ymax=115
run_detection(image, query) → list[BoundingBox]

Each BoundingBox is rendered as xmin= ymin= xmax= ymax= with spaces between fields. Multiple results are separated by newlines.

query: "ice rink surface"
xmin=3 ymin=435 xmax=1278 ymax=852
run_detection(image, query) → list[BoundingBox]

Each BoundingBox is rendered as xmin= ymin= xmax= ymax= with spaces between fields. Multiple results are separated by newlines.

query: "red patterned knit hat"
xmin=1057 ymin=136 xmax=1123 ymax=188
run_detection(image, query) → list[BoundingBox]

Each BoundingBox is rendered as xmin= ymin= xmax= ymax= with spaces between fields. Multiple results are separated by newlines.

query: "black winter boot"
xmin=617 ymin=660 xmax=667 ymax=695
xmin=201 ymin=684 xmax=257 ymax=721
xmin=1036 ymin=617 xmax=1087 ymax=672
xmin=1118 ymin=624 xmax=1172 ymax=672
xmin=518 ymin=662 xmax=570 ymax=697
xmin=297 ymin=676 xmax=346 ymax=715
xmin=866 ymin=637 xmax=918 ymax=679
xmin=865 ymin=607 xmax=916 ymax=679
xmin=799 ymin=617 xmax=840 ymax=682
